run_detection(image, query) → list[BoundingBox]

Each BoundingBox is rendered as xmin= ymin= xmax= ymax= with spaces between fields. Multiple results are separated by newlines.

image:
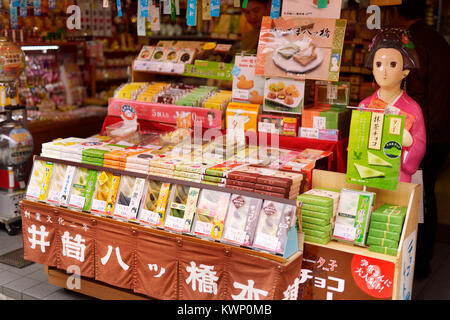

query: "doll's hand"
xmin=402 ymin=129 xmax=413 ymax=148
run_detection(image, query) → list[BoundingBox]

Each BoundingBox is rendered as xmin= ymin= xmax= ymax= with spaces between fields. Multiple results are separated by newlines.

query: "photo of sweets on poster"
xmin=281 ymin=0 xmax=343 ymax=19
xmin=263 ymin=77 xmax=305 ymax=114
xmin=232 ymin=55 xmax=265 ymax=105
xmin=255 ymin=17 xmax=347 ymax=82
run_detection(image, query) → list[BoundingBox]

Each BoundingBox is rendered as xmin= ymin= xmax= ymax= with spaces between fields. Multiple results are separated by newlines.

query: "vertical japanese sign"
xmin=299 ymin=243 xmax=395 ymax=299
xmin=346 ymin=110 xmax=404 ymax=191
xmin=399 ymin=230 xmax=416 ymax=300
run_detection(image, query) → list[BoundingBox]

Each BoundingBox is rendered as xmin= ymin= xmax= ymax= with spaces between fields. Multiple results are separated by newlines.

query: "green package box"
xmin=333 ymin=188 xmax=375 ymax=246
xmin=346 ymin=110 xmax=404 ymax=191
xmin=369 ymin=221 xmax=403 ymax=233
xmin=301 ymin=208 xmax=333 ymax=220
xmin=297 ymin=194 xmax=333 ymax=208
xmin=302 ymin=215 xmax=331 ymax=227
xmin=303 ymin=227 xmax=331 ymax=239
xmin=366 ymin=235 xmax=399 ymax=248
xmin=304 ymin=234 xmax=331 ymax=245
xmin=299 ymin=202 xmax=333 ymax=214
xmin=302 ymin=222 xmax=332 ymax=233
xmin=368 ymin=228 xmax=401 ymax=242
xmin=83 ymin=170 xmax=98 ymax=212
xmin=369 ymin=245 xmax=398 ymax=256
xmin=370 ymin=204 xmax=407 ymax=225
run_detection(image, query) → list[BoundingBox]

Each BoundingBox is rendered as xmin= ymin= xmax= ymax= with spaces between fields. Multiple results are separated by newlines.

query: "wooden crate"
xmin=301 ymin=169 xmax=421 ymax=300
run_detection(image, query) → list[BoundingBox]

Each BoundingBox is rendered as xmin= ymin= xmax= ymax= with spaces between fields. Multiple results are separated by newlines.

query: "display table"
xmin=298 ymin=170 xmax=421 ymax=300
xmin=20 ymin=156 xmax=304 ymax=300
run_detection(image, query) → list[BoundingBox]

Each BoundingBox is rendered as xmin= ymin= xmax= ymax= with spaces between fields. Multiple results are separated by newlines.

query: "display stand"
xmin=20 ymin=156 xmax=304 ymax=300
xmin=299 ymin=170 xmax=421 ymax=300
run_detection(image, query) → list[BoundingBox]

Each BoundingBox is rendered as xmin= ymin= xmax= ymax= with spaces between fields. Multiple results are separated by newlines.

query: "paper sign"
xmin=282 ymin=0 xmax=342 ymax=19
xmin=346 ymin=110 xmax=404 ymax=191
xmin=232 ymin=56 xmax=265 ymax=105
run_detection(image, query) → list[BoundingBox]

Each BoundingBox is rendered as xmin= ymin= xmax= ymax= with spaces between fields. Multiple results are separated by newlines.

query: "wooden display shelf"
xmin=306 ymin=169 xmax=421 ymax=300
xmin=46 ymin=266 xmax=150 ymax=300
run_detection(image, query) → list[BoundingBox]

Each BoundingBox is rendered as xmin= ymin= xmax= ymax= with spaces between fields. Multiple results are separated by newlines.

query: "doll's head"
xmin=365 ymin=29 xmax=419 ymax=90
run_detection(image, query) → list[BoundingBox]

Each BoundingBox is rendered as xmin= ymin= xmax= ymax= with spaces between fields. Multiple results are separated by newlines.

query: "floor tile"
xmin=0 ymin=270 xmax=23 ymax=286
xmin=415 ymin=252 xmax=450 ymax=300
xmin=2 ymin=277 xmax=41 ymax=300
xmin=22 ymin=282 xmax=62 ymax=300
xmin=26 ymin=269 xmax=49 ymax=282
xmin=8 ymin=263 xmax=40 ymax=276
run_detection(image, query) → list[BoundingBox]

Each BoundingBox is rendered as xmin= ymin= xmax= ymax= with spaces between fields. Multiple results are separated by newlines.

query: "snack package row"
xmin=26 ymin=160 xmax=297 ymax=257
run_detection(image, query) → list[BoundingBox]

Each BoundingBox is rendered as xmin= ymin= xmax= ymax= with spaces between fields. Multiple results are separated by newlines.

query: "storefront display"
xmin=0 ymin=0 xmax=431 ymax=302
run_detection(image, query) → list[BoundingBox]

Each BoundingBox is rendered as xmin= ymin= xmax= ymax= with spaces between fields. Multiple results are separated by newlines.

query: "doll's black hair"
xmin=365 ymin=28 xmax=419 ymax=70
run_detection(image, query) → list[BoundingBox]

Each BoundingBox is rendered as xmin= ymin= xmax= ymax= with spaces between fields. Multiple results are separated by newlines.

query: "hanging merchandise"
xmin=187 ymin=0 xmax=197 ymax=26
xmin=234 ymin=0 xmax=240 ymax=8
xmin=116 ymin=0 xmax=122 ymax=17
xmin=137 ymin=0 xmax=147 ymax=36
xmin=19 ymin=0 xmax=27 ymax=17
xmin=150 ymin=3 xmax=161 ymax=31
xmin=270 ymin=0 xmax=281 ymax=19
xmin=171 ymin=0 xmax=175 ymax=20
xmin=242 ymin=0 xmax=248 ymax=9
xmin=210 ymin=0 xmax=220 ymax=17
xmin=163 ymin=0 xmax=171 ymax=15
xmin=10 ymin=3 xmax=18 ymax=29
xmin=48 ymin=0 xmax=56 ymax=10
xmin=141 ymin=0 xmax=149 ymax=17
xmin=202 ymin=0 xmax=211 ymax=20
xmin=33 ymin=0 xmax=41 ymax=16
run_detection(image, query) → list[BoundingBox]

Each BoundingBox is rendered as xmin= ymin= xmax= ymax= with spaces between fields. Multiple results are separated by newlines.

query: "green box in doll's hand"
xmin=346 ymin=110 xmax=404 ymax=191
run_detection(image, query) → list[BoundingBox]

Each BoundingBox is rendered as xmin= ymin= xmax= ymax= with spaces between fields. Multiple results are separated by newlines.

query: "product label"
xmin=194 ymin=220 xmax=213 ymax=237
xmin=127 ymin=178 xmax=146 ymax=220
xmin=39 ymin=162 xmax=54 ymax=201
xmin=313 ymin=116 xmax=327 ymax=130
xmin=254 ymin=232 xmax=278 ymax=252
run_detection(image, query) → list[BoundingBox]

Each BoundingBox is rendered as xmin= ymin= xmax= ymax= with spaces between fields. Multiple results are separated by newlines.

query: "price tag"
xmin=300 ymin=127 xmax=319 ymax=139
xmin=313 ymin=116 xmax=327 ymax=129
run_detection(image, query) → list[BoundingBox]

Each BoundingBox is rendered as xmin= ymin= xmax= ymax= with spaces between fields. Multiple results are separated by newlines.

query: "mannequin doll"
xmin=359 ymin=29 xmax=426 ymax=183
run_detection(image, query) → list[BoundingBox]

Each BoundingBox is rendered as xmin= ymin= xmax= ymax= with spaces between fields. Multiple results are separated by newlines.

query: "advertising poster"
xmin=298 ymin=243 xmax=395 ymax=300
xmin=255 ymin=17 xmax=347 ymax=82
xmin=232 ymin=55 xmax=265 ymax=105
xmin=346 ymin=110 xmax=404 ymax=191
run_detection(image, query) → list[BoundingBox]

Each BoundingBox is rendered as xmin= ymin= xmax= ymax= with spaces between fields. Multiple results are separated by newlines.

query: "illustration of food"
xmin=278 ymin=45 xmax=300 ymax=59
xmin=285 ymin=84 xmax=300 ymax=97
xmin=237 ymin=75 xmax=254 ymax=90
xmin=293 ymin=42 xmax=317 ymax=66
xmin=249 ymin=90 xmax=264 ymax=104
xmin=144 ymin=181 xmax=162 ymax=211
xmin=267 ymin=91 xmax=276 ymax=99
xmin=284 ymin=96 xmax=294 ymax=105
xmin=354 ymin=163 xmax=385 ymax=179
xmin=367 ymin=152 xmax=392 ymax=167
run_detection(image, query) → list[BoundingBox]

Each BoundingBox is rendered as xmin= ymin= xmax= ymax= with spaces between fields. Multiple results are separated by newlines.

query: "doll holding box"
xmin=358 ymin=28 xmax=426 ymax=183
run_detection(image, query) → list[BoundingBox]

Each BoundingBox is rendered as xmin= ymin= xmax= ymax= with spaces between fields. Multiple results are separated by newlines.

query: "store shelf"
xmin=147 ymin=34 xmax=241 ymax=43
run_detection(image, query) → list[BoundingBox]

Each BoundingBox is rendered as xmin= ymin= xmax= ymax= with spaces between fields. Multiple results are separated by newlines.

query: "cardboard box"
xmin=226 ymin=102 xmax=260 ymax=132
